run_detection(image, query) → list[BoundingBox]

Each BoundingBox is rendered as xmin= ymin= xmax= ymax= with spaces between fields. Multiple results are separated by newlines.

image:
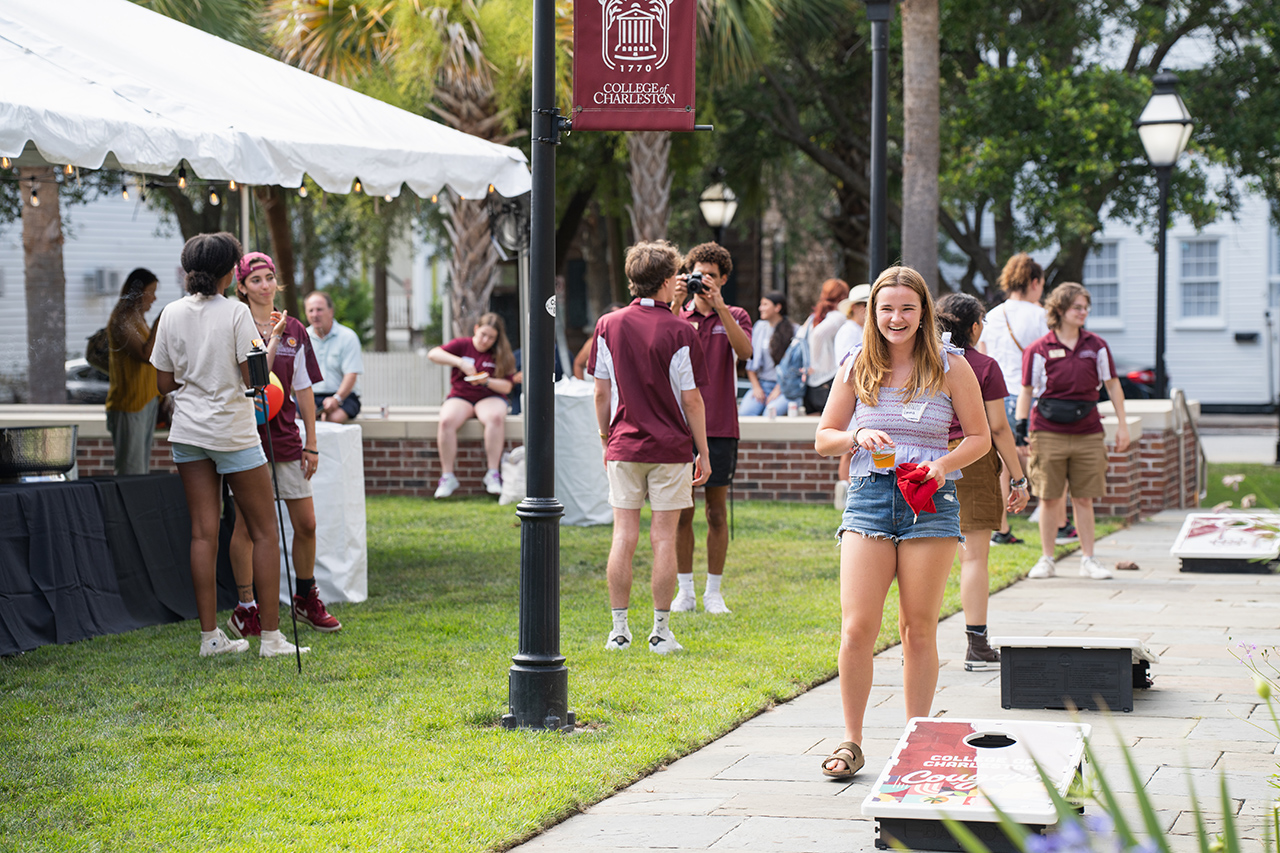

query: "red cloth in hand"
xmin=896 ymin=462 xmax=940 ymax=517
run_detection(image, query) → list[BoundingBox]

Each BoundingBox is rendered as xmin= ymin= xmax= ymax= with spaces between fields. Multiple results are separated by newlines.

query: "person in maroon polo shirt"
xmin=592 ymin=241 xmax=711 ymax=655
xmin=1015 ymin=282 xmax=1130 ymax=580
xmin=667 ymin=242 xmax=752 ymax=615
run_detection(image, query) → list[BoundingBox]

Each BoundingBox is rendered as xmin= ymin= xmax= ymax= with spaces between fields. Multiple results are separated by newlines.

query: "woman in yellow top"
xmin=106 ymin=268 xmax=162 ymax=475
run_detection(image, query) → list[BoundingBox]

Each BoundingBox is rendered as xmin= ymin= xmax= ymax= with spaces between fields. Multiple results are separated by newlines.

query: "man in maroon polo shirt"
xmin=592 ymin=240 xmax=712 ymax=655
xmin=669 ymin=243 xmax=753 ymax=615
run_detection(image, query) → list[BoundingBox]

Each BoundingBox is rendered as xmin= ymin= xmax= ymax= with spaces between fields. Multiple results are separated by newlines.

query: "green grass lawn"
xmin=0 ymin=499 xmax=1116 ymax=853
xmin=1205 ymin=462 xmax=1280 ymax=510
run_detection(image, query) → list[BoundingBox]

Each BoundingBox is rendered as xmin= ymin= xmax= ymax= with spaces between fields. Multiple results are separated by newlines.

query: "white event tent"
xmin=0 ymin=0 xmax=531 ymax=199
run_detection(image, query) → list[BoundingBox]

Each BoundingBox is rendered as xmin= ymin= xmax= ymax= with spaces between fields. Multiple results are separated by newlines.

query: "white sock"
xmin=653 ymin=610 xmax=670 ymax=634
xmin=611 ymin=608 xmax=628 ymax=631
xmin=705 ymin=574 xmax=722 ymax=596
xmin=238 ymin=599 xmax=256 ymax=611
xmin=676 ymin=573 xmax=693 ymax=594
xmin=487 ymin=468 xmax=500 ymax=477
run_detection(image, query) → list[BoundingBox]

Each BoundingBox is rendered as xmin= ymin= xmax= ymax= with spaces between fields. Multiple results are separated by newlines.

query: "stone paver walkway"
xmin=513 ymin=511 xmax=1279 ymax=852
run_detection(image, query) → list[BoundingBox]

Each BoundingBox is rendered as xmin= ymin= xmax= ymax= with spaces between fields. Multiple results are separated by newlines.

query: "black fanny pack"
xmin=1037 ymin=397 xmax=1097 ymax=424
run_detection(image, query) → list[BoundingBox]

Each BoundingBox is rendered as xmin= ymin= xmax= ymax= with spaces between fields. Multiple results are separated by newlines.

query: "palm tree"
xmin=267 ymin=0 xmax=526 ymax=334
xmin=901 ymin=0 xmax=939 ymax=291
xmin=624 ymin=0 xmax=778 ymax=243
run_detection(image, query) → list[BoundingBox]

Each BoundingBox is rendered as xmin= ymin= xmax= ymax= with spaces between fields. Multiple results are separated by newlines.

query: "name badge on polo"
xmin=901 ymin=400 xmax=928 ymax=422
xmin=1048 ymin=348 xmax=1066 ymax=358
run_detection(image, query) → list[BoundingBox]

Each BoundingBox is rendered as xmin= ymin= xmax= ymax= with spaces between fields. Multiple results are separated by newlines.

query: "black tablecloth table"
xmin=0 ymin=481 xmax=141 ymax=655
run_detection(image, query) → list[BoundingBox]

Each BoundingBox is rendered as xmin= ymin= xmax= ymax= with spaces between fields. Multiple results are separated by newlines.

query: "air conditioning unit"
xmin=84 ymin=268 xmax=120 ymax=296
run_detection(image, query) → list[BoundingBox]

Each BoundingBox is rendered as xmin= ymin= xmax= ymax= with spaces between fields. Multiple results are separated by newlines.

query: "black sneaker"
xmin=990 ymin=530 xmax=1024 ymax=545
xmin=964 ymin=631 xmax=1000 ymax=672
xmin=1055 ymin=524 xmax=1079 ymax=545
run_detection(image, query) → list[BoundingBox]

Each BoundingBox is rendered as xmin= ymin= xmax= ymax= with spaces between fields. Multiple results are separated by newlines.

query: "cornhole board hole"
xmin=862 ymin=717 xmax=1090 ymax=852
xmin=1170 ymin=512 xmax=1280 ymax=573
xmin=997 ymin=637 xmax=1158 ymax=713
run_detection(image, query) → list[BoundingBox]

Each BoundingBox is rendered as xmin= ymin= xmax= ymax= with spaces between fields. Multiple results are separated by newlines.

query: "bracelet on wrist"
xmin=1010 ymin=477 xmax=1028 ymax=488
xmin=598 ymin=430 xmax=608 ymax=439
xmin=303 ymin=449 xmax=319 ymax=456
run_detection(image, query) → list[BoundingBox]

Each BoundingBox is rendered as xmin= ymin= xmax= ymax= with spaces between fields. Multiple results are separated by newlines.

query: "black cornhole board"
xmin=997 ymin=637 xmax=1158 ymax=713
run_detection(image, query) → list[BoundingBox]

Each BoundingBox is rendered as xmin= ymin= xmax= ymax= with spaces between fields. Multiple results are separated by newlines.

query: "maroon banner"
xmin=572 ymin=0 xmax=696 ymax=132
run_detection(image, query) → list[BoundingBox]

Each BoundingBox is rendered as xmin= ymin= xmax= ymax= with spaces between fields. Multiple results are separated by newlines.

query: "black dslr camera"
xmin=685 ymin=271 xmax=706 ymax=296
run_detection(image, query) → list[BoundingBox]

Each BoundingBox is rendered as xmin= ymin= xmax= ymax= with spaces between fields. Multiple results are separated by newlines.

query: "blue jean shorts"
xmin=838 ymin=472 xmax=961 ymax=544
xmin=171 ymin=441 xmax=267 ymax=475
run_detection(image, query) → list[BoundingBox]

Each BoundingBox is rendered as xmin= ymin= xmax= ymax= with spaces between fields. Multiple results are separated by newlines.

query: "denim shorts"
xmin=838 ymin=472 xmax=962 ymax=545
xmin=171 ymin=441 xmax=267 ymax=475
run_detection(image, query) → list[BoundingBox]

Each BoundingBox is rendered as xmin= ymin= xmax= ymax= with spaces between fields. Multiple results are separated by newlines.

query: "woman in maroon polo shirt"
xmin=1015 ymin=283 xmax=1130 ymax=581
xmin=428 ymin=312 xmax=517 ymax=498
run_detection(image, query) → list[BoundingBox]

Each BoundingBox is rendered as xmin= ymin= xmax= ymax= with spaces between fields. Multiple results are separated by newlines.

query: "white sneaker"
xmin=604 ymin=626 xmax=632 ymax=650
xmin=1079 ymin=556 xmax=1113 ymax=580
xmin=648 ymin=628 xmax=684 ymax=655
xmin=259 ymin=629 xmax=311 ymax=658
xmin=834 ymin=480 xmax=849 ymax=509
xmin=1027 ymin=555 xmax=1056 ymax=579
xmin=483 ymin=470 xmax=502 ymax=495
xmin=703 ymin=592 xmax=732 ymax=614
xmin=434 ymin=473 xmax=460 ymax=498
xmin=199 ymin=628 xmax=249 ymax=657
xmin=671 ymin=589 xmax=696 ymax=613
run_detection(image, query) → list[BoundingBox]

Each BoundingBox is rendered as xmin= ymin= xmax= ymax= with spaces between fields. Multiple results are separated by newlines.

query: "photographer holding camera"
xmin=669 ymin=242 xmax=752 ymax=614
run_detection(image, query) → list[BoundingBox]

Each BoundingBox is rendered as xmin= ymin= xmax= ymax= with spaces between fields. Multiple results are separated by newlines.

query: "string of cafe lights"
xmin=0 ymin=158 xmax=484 ymax=207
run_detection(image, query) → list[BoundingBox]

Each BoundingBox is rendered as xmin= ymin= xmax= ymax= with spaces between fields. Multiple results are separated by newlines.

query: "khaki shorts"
xmin=269 ymin=458 xmax=313 ymax=501
xmin=949 ymin=438 xmax=1003 ymax=531
xmin=1028 ymin=430 xmax=1108 ymax=500
xmin=607 ymin=460 xmax=694 ymax=511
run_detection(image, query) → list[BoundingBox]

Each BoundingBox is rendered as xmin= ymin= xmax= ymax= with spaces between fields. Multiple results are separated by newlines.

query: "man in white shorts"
xmin=591 ymin=240 xmax=711 ymax=655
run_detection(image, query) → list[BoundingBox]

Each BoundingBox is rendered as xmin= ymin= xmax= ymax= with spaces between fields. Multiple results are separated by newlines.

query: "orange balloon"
xmin=255 ymin=373 xmax=285 ymax=424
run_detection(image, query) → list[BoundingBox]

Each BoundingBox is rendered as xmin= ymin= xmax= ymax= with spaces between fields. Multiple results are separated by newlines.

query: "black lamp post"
xmin=501 ymin=0 xmax=572 ymax=732
xmin=1136 ymin=69 xmax=1193 ymax=401
xmin=698 ymin=181 xmax=738 ymax=246
xmin=865 ymin=0 xmax=894 ymax=281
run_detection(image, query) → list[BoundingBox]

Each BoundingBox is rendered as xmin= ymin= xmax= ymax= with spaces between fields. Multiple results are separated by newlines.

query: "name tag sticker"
xmin=1048 ymin=348 xmax=1066 ymax=358
xmin=901 ymin=400 xmax=928 ymax=422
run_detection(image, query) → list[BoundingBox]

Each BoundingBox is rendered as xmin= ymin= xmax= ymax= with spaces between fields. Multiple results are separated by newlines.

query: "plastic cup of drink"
xmin=872 ymin=448 xmax=896 ymax=469
xmin=787 ymin=402 xmax=799 ymax=417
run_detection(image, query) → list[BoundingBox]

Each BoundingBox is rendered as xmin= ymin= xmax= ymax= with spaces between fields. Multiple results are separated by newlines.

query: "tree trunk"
xmin=627 ymin=131 xmax=672 ymax=242
xmin=441 ymin=189 xmax=499 ymax=333
xmin=901 ymin=0 xmax=940 ymax=292
xmin=255 ymin=186 xmax=299 ymax=319
xmin=21 ymin=166 xmax=66 ymax=404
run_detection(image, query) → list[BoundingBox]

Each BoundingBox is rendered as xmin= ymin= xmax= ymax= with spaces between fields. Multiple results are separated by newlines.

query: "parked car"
xmin=1100 ymin=363 xmax=1155 ymax=402
xmin=66 ymin=358 xmax=109 ymax=403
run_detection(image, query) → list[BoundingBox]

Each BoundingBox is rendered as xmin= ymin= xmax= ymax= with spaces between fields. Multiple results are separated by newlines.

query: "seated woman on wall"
xmin=428 ymin=312 xmax=517 ymax=498
xmin=739 ymin=291 xmax=799 ymax=417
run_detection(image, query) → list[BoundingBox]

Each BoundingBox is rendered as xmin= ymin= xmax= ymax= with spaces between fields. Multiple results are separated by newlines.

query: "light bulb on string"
xmin=209 ymin=187 xmax=220 ymax=206
xmin=298 ymin=185 xmax=308 ymax=198
xmin=29 ymin=178 xmax=39 ymax=208
xmin=1 ymin=157 xmax=9 ymax=169
xmin=63 ymin=164 xmax=74 ymax=175
xmin=353 ymin=178 xmax=362 ymax=193
xmin=122 ymin=182 xmax=129 ymax=201
xmin=178 ymin=166 xmax=187 ymax=190
xmin=384 ymin=193 xmax=394 ymax=203
xmin=431 ymin=194 xmax=438 ymax=203
xmin=488 ymin=184 xmax=495 ymax=194
xmin=229 ymin=179 xmax=237 ymax=192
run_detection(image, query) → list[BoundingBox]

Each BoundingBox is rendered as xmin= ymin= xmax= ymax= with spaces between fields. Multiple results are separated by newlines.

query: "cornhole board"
xmin=862 ymin=717 xmax=1090 ymax=852
xmin=997 ymin=637 xmax=1158 ymax=713
xmin=1170 ymin=512 xmax=1280 ymax=573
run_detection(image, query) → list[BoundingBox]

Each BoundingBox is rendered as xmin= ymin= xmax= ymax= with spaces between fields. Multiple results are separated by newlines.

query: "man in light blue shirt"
xmin=305 ymin=290 xmax=364 ymax=422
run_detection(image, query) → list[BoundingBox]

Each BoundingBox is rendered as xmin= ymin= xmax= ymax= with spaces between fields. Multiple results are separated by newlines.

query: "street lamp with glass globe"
xmin=698 ymin=182 xmax=738 ymax=246
xmin=1136 ymin=69 xmax=1193 ymax=401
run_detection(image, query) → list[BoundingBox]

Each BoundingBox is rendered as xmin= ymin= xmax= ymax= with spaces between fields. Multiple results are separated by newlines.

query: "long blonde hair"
xmin=851 ymin=266 xmax=947 ymax=406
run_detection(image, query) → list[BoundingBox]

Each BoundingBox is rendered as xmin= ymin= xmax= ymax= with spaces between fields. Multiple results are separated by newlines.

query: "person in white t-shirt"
xmin=978 ymin=253 xmax=1051 ymax=545
xmin=151 ymin=232 xmax=308 ymax=660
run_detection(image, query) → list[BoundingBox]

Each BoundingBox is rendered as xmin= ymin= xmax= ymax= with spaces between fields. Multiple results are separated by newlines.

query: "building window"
xmin=1270 ymin=225 xmax=1280 ymax=308
xmin=1180 ymin=239 xmax=1219 ymax=318
xmin=1083 ymin=242 xmax=1119 ymax=317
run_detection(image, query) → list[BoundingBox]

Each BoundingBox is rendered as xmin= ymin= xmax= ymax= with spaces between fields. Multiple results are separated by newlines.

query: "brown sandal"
xmin=821 ymin=741 xmax=865 ymax=779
